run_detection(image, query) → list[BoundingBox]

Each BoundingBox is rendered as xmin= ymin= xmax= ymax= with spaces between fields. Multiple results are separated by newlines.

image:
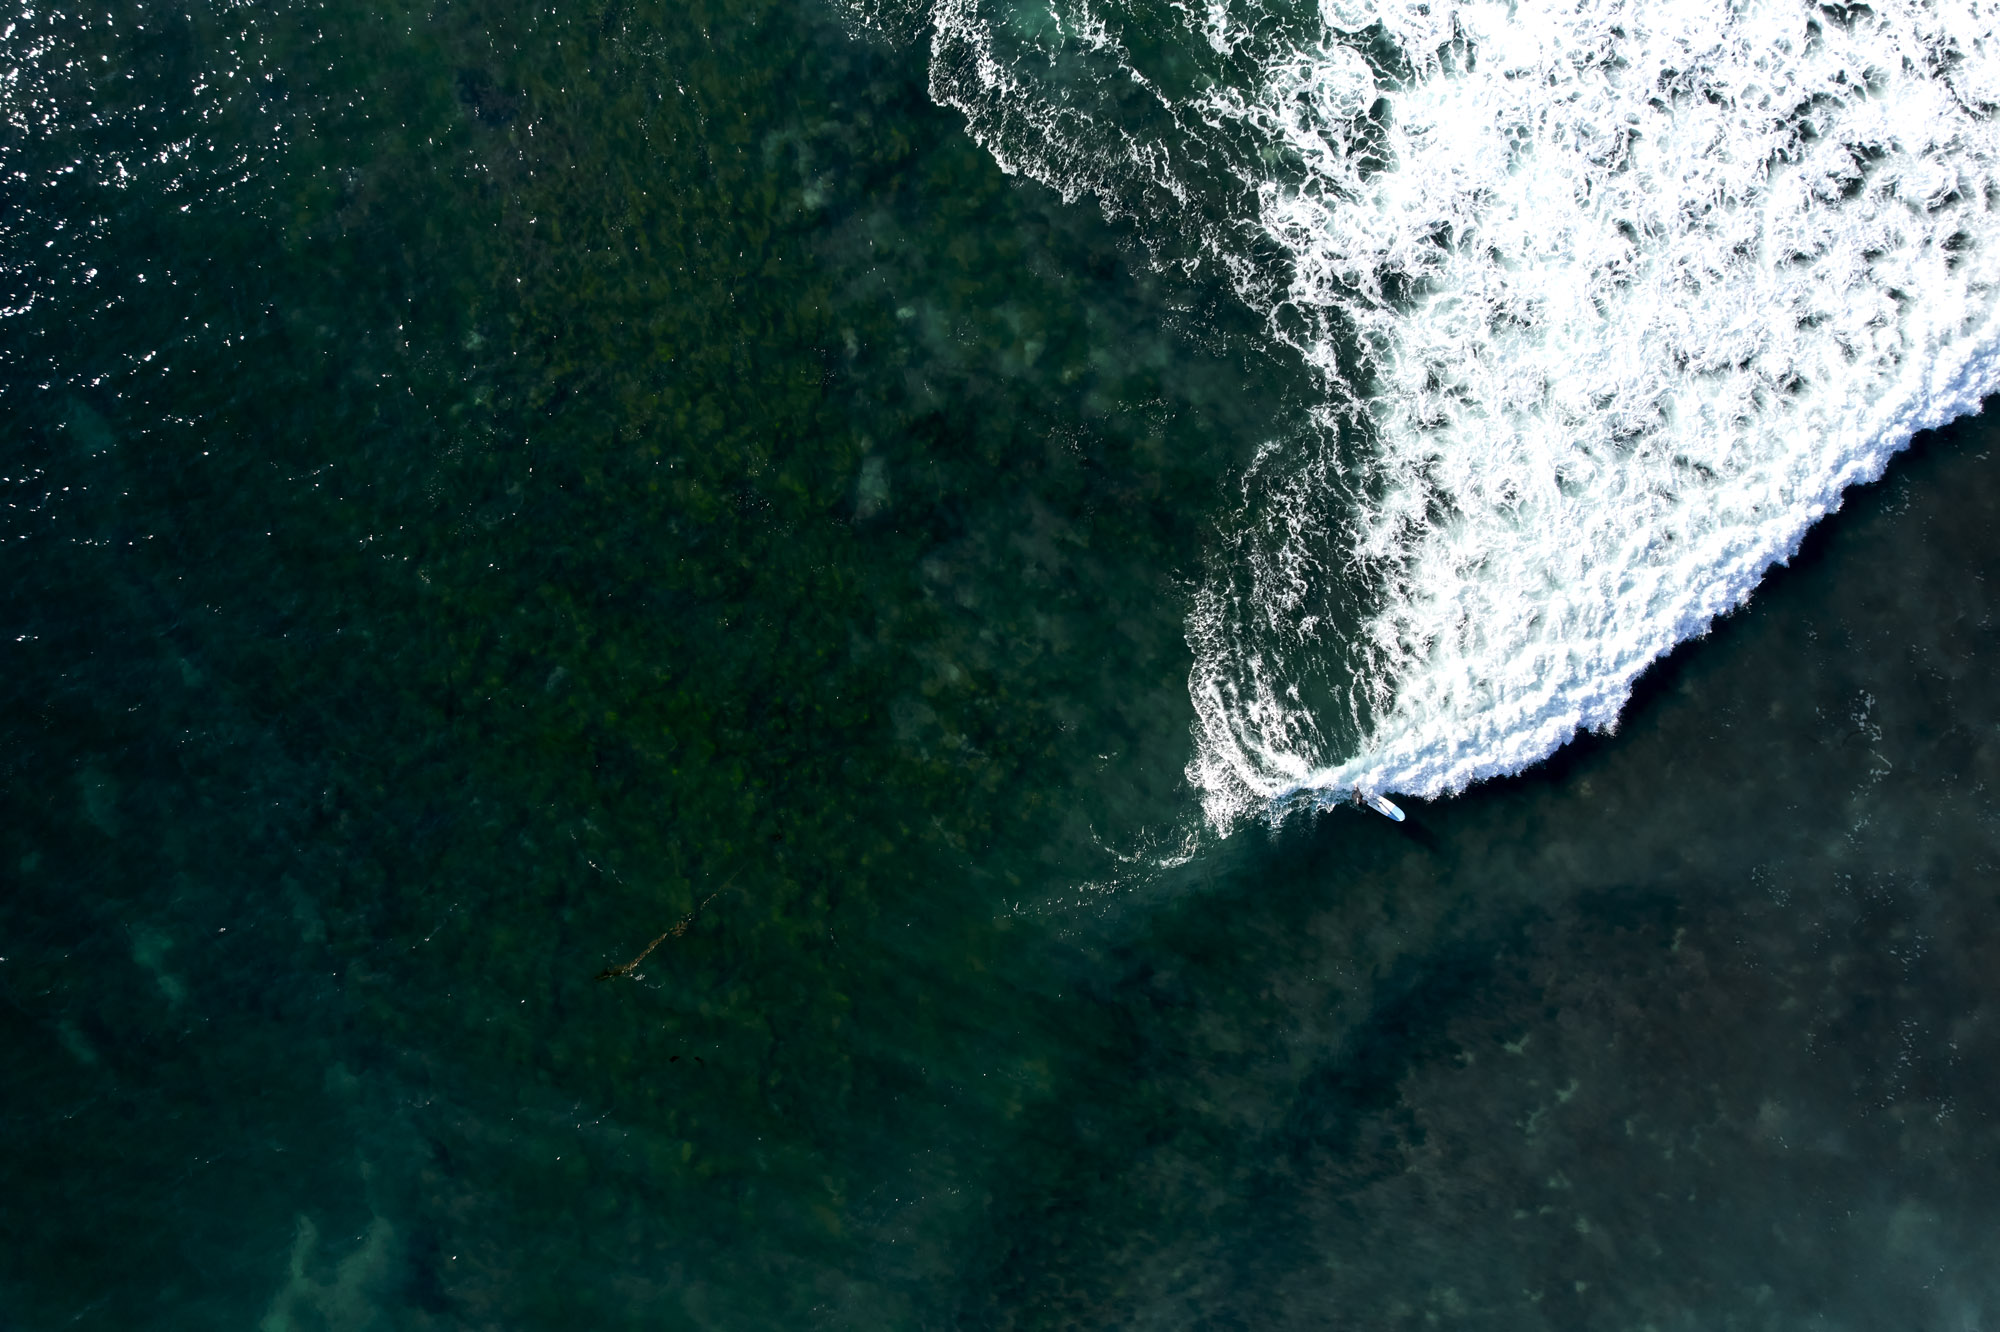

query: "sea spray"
xmin=866 ymin=0 xmax=2000 ymax=826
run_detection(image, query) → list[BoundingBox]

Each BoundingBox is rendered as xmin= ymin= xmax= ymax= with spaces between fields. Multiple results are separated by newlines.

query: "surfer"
xmin=1357 ymin=790 xmax=1405 ymax=822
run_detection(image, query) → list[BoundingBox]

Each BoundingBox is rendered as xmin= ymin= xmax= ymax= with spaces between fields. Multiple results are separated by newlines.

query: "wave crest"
xmin=882 ymin=0 xmax=2000 ymax=826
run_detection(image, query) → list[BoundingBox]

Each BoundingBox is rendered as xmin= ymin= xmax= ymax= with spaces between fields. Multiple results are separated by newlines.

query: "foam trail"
xmin=883 ymin=0 xmax=2000 ymax=828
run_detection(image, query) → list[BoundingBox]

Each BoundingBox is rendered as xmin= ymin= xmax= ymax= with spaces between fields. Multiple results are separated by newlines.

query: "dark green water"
xmin=5 ymin=1 xmax=2000 ymax=1327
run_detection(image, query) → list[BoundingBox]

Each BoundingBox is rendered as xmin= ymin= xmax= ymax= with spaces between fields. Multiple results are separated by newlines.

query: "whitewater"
xmin=871 ymin=0 xmax=2000 ymax=827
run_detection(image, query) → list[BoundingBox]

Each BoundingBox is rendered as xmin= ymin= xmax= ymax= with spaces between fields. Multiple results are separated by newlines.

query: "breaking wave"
xmin=872 ymin=0 xmax=2000 ymax=827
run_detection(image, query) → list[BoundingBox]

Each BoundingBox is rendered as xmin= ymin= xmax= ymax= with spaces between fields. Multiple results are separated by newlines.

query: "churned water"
xmin=906 ymin=0 xmax=2000 ymax=818
xmin=5 ymin=0 xmax=2000 ymax=1327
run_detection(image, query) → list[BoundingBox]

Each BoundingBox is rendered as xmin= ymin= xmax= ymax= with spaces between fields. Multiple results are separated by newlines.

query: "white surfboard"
xmin=1363 ymin=793 xmax=1405 ymax=823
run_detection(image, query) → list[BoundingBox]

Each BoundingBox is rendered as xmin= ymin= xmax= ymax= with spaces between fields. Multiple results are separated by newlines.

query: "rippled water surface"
xmin=6 ymin=0 xmax=2000 ymax=1327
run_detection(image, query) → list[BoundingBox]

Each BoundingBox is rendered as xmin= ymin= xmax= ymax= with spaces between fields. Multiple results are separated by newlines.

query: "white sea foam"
xmin=896 ymin=0 xmax=2000 ymax=827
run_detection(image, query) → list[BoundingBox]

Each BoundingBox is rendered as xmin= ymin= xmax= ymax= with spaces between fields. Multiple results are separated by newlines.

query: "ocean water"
xmin=906 ymin=0 xmax=2000 ymax=818
xmin=5 ymin=0 xmax=2000 ymax=1327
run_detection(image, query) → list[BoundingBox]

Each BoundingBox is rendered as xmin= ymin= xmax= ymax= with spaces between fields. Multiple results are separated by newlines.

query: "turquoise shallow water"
xmin=6 ymin=1 xmax=2000 ymax=1327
